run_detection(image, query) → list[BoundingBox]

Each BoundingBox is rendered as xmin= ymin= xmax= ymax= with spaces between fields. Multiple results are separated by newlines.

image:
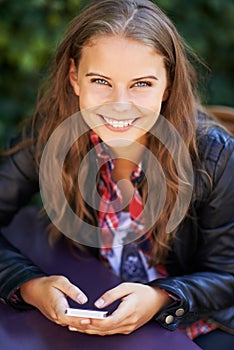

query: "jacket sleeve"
xmin=150 ymin=128 xmax=234 ymax=331
xmin=0 ymin=140 xmax=46 ymax=308
xmin=0 ymin=234 xmax=46 ymax=309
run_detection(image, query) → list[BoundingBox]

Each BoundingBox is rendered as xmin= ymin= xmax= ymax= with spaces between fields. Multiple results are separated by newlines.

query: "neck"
xmin=109 ymin=136 xmax=146 ymax=163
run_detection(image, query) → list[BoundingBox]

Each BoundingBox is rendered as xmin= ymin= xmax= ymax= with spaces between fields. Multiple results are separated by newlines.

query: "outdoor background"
xmin=0 ymin=0 xmax=233 ymax=148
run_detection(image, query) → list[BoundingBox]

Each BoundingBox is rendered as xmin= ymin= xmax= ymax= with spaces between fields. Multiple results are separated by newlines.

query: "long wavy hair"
xmin=11 ymin=0 xmax=201 ymax=262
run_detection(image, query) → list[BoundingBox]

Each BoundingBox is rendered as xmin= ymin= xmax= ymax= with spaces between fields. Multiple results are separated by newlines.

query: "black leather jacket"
xmin=0 ymin=116 xmax=234 ymax=333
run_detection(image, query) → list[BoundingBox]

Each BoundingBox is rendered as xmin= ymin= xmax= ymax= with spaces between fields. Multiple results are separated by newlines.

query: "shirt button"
xmin=175 ymin=308 xmax=185 ymax=317
xmin=165 ymin=315 xmax=174 ymax=324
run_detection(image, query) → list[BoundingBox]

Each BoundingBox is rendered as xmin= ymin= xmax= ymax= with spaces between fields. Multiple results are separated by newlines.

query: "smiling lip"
xmin=98 ymin=115 xmax=137 ymax=131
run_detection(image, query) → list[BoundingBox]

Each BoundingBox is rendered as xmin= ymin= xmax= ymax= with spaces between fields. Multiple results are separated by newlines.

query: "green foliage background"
xmin=0 ymin=0 xmax=233 ymax=148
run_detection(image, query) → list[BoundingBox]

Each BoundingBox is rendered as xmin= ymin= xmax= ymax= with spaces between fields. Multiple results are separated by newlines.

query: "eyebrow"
xmin=85 ymin=72 xmax=158 ymax=81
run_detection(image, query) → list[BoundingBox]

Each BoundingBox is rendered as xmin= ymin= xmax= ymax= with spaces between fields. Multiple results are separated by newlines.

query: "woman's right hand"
xmin=20 ymin=275 xmax=88 ymax=326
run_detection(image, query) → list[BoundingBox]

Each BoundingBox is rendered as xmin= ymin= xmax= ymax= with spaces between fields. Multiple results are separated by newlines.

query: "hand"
xmin=67 ymin=282 xmax=171 ymax=335
xmin=20 ymin=275 xmax=88 ymax=326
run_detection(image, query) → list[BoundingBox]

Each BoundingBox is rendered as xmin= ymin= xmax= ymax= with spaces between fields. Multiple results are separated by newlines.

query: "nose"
xmin=111 ymin=87 xmax=132 ymax=112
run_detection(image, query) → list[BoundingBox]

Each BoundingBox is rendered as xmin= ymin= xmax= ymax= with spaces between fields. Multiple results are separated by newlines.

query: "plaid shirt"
xmin=90 ymin=131 xmax=145 ymax=250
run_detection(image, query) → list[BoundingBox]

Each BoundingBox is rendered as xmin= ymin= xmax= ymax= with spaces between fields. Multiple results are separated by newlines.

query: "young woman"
xmin=0 ymin=1 xmax=233 ymax=349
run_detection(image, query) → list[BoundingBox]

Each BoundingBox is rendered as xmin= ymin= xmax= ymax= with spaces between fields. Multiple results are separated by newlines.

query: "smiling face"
xmin=69 ymin=35 xmax=169 ymax=147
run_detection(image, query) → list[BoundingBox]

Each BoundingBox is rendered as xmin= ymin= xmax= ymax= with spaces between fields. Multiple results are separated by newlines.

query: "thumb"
xmin=54 ymin=276 xmax=88 ymax=305
xmin=94 ymin=283 xmax=132 ymax=308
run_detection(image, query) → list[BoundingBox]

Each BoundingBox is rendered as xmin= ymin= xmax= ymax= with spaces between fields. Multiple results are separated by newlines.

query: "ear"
xmin=162 ymin=87 xmax=170 ymax=101
xmin=69 ymin=59 xmax=80 ymax=96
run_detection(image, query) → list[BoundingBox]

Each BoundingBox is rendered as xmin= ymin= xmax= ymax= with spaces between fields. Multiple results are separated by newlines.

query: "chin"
xmin=104 ymin=137 xmax=135 ymax=148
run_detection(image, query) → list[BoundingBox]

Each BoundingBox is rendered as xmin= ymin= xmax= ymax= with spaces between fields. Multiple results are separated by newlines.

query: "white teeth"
xmin=103 ymin=116 xmax=134 ymax=128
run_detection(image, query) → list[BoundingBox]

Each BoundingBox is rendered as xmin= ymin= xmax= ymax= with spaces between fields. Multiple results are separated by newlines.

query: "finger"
xmin=68 ymin=324 xmax=115 ymax=336
xmin=109 ymin=297 xmax=133 ymax=320
xmin=94 ymin=282 xmax=132 ymax=308
xmin=43 ymin=287 xmax=71 ymax=325
xmin=66 ymin=310 xmax=135 ymax=336
xmin=53 ymin=276 xmax=88 ymax=304
xmin=81 ymin=310 xmax=139 ymax=335
xmin=74 ymin=302 xmax=132 ymax=333
xmin=65 ymin=316 xmax=91 ymax=329
xmin=68 ymin=322 xmax=133 ymax=336
xmin=53 ymin=290 xmax=70 ymax=319
xmin=66 ymin=314 xmax=116 ymax=333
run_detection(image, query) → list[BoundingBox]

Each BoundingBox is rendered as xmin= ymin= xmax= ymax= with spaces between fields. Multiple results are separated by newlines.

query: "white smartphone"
xmin=65 ymin=308 xmax=108 ymax=319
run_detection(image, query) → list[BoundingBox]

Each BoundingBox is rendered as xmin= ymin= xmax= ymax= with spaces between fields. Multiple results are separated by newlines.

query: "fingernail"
xmin=94 ymin=298 xmax=105 ymax=308
xmin=77 ymin=293 xmax=88 ymax=304
xmin=69 ymin=326 xmax=78 ymax=332
xmin=81 ymin=319 xmax=90 ymax=325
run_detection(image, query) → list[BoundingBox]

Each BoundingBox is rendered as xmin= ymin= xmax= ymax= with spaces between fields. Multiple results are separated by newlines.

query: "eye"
xmin=90 ymin=78 xmax=110 ymax=86
xmin=133 ymin=81 xmax=152 ymax=88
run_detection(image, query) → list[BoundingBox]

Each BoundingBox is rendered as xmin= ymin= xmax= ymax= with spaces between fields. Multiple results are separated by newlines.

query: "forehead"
xmin=79 ymin=35 xmax=166 ymax=74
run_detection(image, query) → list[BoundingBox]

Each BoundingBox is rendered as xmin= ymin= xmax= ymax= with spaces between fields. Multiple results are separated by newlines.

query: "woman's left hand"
xmin=67 ymin=282 xmax=171 ymax=335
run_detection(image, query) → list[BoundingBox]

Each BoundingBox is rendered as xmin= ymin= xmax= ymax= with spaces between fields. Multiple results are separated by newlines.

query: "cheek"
xmin=78 ymin=91 xmax=93 ymax=110
xmin=137 ymin=93 xmax=164 ymax=113
xmin=151 ymin=88 xmax=168 ymax=109
xmin=79 ymin=88 xmax=109 ymax=110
